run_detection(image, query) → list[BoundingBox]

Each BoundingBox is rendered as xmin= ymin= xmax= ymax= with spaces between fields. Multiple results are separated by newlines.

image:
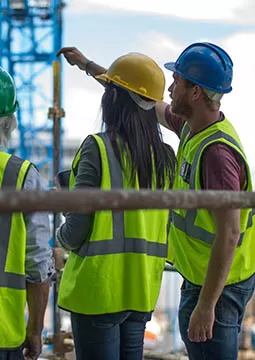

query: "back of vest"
xmin=0 ymin=153 xmax=30 ymax=348
xmin=58 ymin=133 xmax=170 ymax=315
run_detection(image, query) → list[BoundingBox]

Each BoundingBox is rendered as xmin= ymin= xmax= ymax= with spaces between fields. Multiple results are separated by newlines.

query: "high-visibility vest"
xmin=168 ymin=118 xmax=255 ymax=285
xmin=0 ymin=153 xmax=31 ymax=348
xmin=58 ymin=133 xmax=170 ymax=315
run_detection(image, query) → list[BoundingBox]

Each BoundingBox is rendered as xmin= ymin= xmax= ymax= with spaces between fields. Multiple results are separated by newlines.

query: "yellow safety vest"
xmin=168 ymin=118 xmax=255 ymax=285
xmin=58 ymin=133 xmax=170 ymax=315
xmin=0 ymin=153 xmax=31 ymax=348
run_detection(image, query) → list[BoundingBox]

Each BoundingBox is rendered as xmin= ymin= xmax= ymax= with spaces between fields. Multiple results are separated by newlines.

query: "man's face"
xmin=168 ymin=73 xmax=193 ymax=119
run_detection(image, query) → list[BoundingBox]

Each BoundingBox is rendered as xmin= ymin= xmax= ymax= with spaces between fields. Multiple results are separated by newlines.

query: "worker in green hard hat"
xmin=0 ymin=67 xmax=54 ymax=360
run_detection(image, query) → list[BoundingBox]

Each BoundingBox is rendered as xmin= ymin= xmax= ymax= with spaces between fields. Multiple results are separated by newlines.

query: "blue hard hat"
xmin=164 ymin=42 xmax=233 ymax=93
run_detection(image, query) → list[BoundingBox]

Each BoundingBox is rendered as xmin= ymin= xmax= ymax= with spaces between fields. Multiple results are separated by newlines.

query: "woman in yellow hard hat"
xmin=56 ymin=52 xmax=176 ymax=360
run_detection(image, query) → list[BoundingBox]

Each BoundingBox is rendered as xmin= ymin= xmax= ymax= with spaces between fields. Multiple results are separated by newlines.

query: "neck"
xmin=187 ymin=110 xmax=221 ymax=134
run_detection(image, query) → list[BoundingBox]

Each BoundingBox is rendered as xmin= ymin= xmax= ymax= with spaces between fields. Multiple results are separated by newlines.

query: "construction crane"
xmin=0 ymin=0 xmax=65 ymax=182
xmin=0 ymin=1 xmax=70 ymax=357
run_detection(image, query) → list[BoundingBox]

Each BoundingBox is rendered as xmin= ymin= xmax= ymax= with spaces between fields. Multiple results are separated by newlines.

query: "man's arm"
xmin=156 ymin=103 xmax=185 ymax=136
xmin=24 ymin=281 xmax=50 ymax=359
xmin=188 ymin=144 xmax=244 ymax=342
xmin=23 ymin=166 xmax=54 ymax=359
xmin=155 ymin=102 xmax=169 ymax=128
xmin=188 ymin=209 xmax=240 ymax=342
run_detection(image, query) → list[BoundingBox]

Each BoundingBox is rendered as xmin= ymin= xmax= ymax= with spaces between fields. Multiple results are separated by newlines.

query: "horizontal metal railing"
xmin=0 ymin=189 xmax=254 ymax=213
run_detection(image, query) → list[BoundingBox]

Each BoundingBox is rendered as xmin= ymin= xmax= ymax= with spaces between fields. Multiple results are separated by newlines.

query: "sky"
xmin=60 ymin=0 xmax=255 ymax=178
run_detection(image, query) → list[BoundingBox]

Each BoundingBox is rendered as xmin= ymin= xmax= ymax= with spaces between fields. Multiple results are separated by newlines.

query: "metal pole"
xmin=48 ymin=60 xmax=65 ymax=358
xmin=0 ymin=189 xmax=254 ymax=213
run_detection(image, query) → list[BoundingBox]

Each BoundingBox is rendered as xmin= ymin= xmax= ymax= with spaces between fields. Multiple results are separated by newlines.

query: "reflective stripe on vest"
xmin=172 ymin=130 xmax=255 ymax=246
xmin=0 ymin=156 xmax=27 ymax=290
xmin=75 ymin=133 xmax=167 ymax=258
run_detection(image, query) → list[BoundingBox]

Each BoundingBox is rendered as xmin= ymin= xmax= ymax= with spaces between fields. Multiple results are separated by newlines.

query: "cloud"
xmin=63 ymin=84 xmax=103 ymax=141
xmin=67 ymin=0 xmax=255 ymax=25
xmin=220 ymin=32 xmax=255 ymax=170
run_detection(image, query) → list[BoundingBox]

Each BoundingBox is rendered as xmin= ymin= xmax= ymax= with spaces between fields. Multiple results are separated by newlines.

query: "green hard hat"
xmin=0 ymin=67 xmax=18 ymax=117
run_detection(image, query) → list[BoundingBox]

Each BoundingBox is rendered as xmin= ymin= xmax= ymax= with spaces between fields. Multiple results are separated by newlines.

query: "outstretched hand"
xmin=57 ymin=47 xmax=88 ymax=70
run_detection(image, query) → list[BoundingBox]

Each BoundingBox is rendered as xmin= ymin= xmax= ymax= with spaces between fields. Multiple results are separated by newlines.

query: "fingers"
xmin=199 ymin=330 xmax=207 ymax=342
xmin=206 ymin=325 xmax=213 ymax=340
xmin=23 ymin=351 xmax=39 ymax=360
xmin=188 ymin=327 xmax=212 ymax=342
xmin=56 ymin=48 xmax=76 ymax=66
xmin=188 ymin=327 xmax=200 ymax=342
xmin=56 ymin=47 xmax=75 ymax=57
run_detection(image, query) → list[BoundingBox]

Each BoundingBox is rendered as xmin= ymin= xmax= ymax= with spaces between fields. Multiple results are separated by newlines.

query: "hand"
xmin=57 ymin=46 xmax=89 ymax=70
xmin=53 ymin=247 xmax=66 ymax=270
xmin=188 ymin=304 xmax=215 ymax=342
xmin=23 ymin=333 xmax=42 ymax=360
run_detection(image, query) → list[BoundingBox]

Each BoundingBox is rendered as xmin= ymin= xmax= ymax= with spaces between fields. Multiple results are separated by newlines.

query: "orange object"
xmin=145 ymin=330 xmax=157 ymax=341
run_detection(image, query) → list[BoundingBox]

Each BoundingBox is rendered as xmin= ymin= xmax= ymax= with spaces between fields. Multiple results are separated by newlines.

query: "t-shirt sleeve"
xmin=201 ymin=143 xmax=246 ymax=191
xmin=164 ymin=104 xmax=185 ymax=138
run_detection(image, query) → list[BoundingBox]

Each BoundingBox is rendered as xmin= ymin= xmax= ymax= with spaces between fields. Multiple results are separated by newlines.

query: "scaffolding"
xmin=0 ymin=0 xmax=65 ymax=181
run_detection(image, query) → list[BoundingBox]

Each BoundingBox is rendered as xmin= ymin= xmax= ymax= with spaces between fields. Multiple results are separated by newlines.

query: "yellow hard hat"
xmin=96 ymin=53 xmax=165 ymax=102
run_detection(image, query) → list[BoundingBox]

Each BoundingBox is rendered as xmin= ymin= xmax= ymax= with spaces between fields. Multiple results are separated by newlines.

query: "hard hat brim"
xmin=95 ymin=73 xmax=109 ymax=83
xmin=96 ymin=70 xmax=164 ymax=101
xmin=164 ymin=62 xmax=176 ymax=72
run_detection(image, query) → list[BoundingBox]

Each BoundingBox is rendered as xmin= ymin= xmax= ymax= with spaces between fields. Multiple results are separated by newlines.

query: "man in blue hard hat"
xmin=155 ymin=42 xmax=255 ymax=360
xmin=57 ymin=42 xmax=255 ymax=359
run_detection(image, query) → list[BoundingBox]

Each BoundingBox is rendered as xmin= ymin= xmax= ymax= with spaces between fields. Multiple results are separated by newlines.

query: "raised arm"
xmin=57 ymin=46 xmax=106 ymax=86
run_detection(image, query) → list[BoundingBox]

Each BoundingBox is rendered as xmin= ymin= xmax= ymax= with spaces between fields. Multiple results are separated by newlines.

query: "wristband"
xmin=85 ymin=60 xmax=94 ymax=75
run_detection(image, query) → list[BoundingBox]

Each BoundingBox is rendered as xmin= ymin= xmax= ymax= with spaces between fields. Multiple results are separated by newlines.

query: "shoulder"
xmin=201 ymin=142 xmax=245 ymax=190
xmin=23 ymin=164 xmax=44 ymax=190
xmin=80 ymin=134 xmax=100 ymax=157
xmin=203 ymin=142 xmax=244 ymax=168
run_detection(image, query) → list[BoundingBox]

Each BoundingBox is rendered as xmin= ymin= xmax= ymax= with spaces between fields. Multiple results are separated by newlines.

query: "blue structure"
xmin=0 ymin=0 xmax=65 ymax=182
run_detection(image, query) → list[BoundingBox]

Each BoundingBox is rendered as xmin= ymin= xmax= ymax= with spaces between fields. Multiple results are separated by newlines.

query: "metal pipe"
xmin=48 ymin=60 xmax=65 ymax=357
xmin=0 ymin=189 xmax=254 ymax=213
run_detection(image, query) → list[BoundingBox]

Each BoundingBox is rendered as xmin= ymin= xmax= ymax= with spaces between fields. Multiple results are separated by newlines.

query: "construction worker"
xmin=58 ymin=43 xmax=255 ymax=359
xmin=156 ymin=42 xmax=255 ymax=360
xmin=0 ymin=67 xmax=54 ymax=360
xmin=56 ymin=52 xmax=176 ymax=360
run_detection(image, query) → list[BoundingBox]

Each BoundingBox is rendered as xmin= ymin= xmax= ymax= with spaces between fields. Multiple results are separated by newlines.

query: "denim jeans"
xmin=71 ymin=310 xmax=152 ymax=360
xmin=0 ymin=349 xmax=23 ymax=360
xmin=179 ymin=274 xmax=255 ymax=360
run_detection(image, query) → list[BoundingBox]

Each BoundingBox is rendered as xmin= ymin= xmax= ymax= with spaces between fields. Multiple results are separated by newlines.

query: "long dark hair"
xmin=101 ymin=84 xmax=176 ymax=189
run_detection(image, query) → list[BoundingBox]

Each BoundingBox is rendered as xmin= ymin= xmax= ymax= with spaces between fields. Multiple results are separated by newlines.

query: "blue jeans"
xmin=0 ymin=349 xmax=23 ymax=360
xmin=179 ymin=274 xmax=255 ymax=360
xmin=71 ymin=310 xmax=152 ymax=360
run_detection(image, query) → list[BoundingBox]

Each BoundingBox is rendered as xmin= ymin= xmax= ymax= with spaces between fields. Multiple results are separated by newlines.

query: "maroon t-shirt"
xmin=165 ymin=105 xmax=246 ymax=190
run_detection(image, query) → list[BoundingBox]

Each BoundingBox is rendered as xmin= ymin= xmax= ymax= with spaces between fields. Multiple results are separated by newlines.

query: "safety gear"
xmin=127 ymin=90 xmax=156 ymax=110
xmin=203 ymin=88 xmax=223 ymax=102
xmin=168 ymin=118 xmax=255 ymax=286
xmin=96 ymin=53 xmax=165 ymax=101
xmin=0 ymin=153 xmax=32 ymax=348
xmin=58 ymin=133 xmax=170 ymax=315
xmin=164 ymin=42 xmax=233 ymax=93
xmin=0 ymin=67 xmax=18 ymax=117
